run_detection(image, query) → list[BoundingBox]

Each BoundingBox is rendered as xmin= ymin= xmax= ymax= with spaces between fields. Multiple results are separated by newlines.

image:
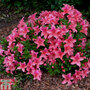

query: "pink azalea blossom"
xmin=69 ymin=22 xmax=77 ymax=32
xmin=26 ymin=67 xmax=35 ymax=75
xmin=62 ymin=73 xmax=73 ymax=85
xmin=27 ymin=59 xmax=35 ymax=68
xmin=12 ymin=28 xmax=19 ymax=38
xmin=8 ymin=43 xmax=15 ymax=49
xmin=28 ymin=13 xmax=37 ymax=26
xmin=74 ymin=70 xmax=82 ymax=80
xmin=40 ymin=48 xmax=50 ymax=59
xmin=33 ymin=26 xmax=40 ymax=35
xmin=55 ymin=48 xmax=64 ymax=60
xmin=64 ymin=34 xmax=76 ymax=47
xmin=60 ymin=25 xmax=69 ymax=35
xmin=62 ymin=4 xmax=72 ymax=14
xmin=47 ymin=25 xmax=59 ymax=39
xmin=40 ymin=26 xmax=48 ymax=39
xmin=5 ymin=65 xmax=15 ymax=74
xmin=80 ymin=27 xmax=88 ymax=35
xmin=26 ymin=59 xmax=35 ymax=74
xmin=4 ymin=49 xmax=11 ymax=55
xmin=16 ymin=43 xmax=24 ymax=54
xmin=18 ymin=17 xmax=26 ymax=28
xmin=48 ymin=51 xmax=57 ymax=60
xmin=71 ymin=53 xmax=84 ymax=67
xmin=0 ymin=45 xmax=4 ymax=56
xmin=33 ymin=57 xmax=43 ymax=68
xmin=3 ymin=54 xmax=15 ymax=66
xmin=6 ymin=34 xmax=16 ymax=44
xmin=81 ymin=38 xmax=86 ymax=49
xmin=64 ymin=44 xmax=74 ymax=56
xmin=82 ymin=62 xmax=90 ymax=70
xmin=30 ymin=50 xmax=38 ymax=59
xmin=32 ymin=70 xmax=42 ymax=80
xmin=17 ymin=62 xmax=26 ymax=72
xmin=34 ymin=36 xmax=45 ymax=48
xmin=81 ymin=69 xmax=90 ymax=78
xmin=72 ymin=74 xmax=78 ymax=84
xmin=18 ymin=26 xmax=29 ymax=38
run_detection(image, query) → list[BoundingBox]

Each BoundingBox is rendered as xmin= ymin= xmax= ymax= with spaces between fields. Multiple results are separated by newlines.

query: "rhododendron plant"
xmin=0 ymin=4 xmax=90 ymax=86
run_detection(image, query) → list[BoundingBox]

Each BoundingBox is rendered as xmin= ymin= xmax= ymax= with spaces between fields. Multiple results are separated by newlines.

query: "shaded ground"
xmin=23 ymin=72 xmax=90 ymax=90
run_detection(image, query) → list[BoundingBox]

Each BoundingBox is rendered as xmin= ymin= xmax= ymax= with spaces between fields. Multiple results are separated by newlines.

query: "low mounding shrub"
xmin=0 ymin=4 xmax=90 ymax=86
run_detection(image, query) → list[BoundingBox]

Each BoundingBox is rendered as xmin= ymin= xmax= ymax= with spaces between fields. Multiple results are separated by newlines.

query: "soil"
xmin=0 ymin=4 xmax=90 ymax=90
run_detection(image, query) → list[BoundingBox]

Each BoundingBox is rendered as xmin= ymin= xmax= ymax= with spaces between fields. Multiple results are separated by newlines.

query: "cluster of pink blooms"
xmin=0 ymin=4 xmax=90 ymax=85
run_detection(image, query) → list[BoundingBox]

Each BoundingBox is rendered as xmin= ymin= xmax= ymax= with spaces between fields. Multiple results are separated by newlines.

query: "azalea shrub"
xmin=0 ymin=4 xmax=90 ymax=86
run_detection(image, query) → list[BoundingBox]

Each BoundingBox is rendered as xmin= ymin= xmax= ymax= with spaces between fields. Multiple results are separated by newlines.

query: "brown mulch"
xmin=23 ymin=72 xmax=90 ymax=90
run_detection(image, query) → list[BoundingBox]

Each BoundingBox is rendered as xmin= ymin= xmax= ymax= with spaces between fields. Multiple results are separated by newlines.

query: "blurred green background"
xmin=0 ymin=0 xmax=90 ymax=20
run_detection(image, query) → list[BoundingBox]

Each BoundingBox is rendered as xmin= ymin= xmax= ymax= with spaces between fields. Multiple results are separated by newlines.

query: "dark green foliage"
xmin=1 ymin=0 xmax=90 ymax=19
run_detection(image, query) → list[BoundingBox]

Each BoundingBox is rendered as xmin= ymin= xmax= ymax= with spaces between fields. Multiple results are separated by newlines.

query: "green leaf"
xmin=23 ymin=49 xmax=31 ymax=59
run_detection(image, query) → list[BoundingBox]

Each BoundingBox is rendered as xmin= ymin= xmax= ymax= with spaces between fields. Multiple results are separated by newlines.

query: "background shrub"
xmin=1 ymin=0 xmax=90 ymax=19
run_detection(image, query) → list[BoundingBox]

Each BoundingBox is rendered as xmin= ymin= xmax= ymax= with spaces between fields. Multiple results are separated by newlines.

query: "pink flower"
xmin=18 ymin=26 xmax=29 ymax=38
xmin=26 ymin=59 xmax=35 ymax=74
xmin=12 ymin=28 xmax=19 ymax=38
xmin=60 ymin=25 xmax=69 ymax=35
xmin=80 ymin=20 xmax=89 ymax=35
xmin=48 ymin=51 xmax=57 ymax=60
xmin=62 ymin=73 xmax=73 ymax=85
xmin=64 ymin=44 xmax=73 ymax=56
xmin=17 ymin=62 xmax=26 ymax=72
xmin=4 ymin=49 xmax=11 ymax=55
xmin=18 ymin=17 xmax=26 ymax=28
xmin=40 ymin=26 xmax=48 ymax=39
xmin=40 ymin=48 xmax=50 ymax=59
xmin=71 ymin=53 xmax=84 ymax=67
xmin=69 ymin=22 xmax=77 ymax=33
xmin=81 ymin=69 xmax=90 ymax=78
xmin=80 ymin=27 xmax=88 ymax=35
xmin=64 ymin=35 xmax=76 ymax=47
xmin=47 ymin=25 xmax=59 ymax=39
xmin=28 ymin=13 xmax=37 ymax=26
xmin=33 ymin=57 xmax=43 ymax=68
xmin=33 ymin=26 xmax=40 ymax=35
xmin=6 ymin=34 xmax=15 ymax=44
xmin=30 ymin=50 xmax=38 ymax=59
xmin=81 ymin=38 xmax=86 ymax=49
xmin=10 ymin=77 xmax=17 ymax=85
xmin=55 ymin=48 xmax=64 ymax=60
xmin=26 ymin=67 xmax=35 ymax=75
xmin=8 ymin=43 xmax=15 ymax=49
xmin=27 ymin=59 xmax=35 ymax=68
xmin=5 ymin=65 xmax=15 ymax=74
xmin=72 ymin=74 xmax=78 ymax=84
xmin=0 ymin=45 xmax=4 ymax=56
xmin=32 ymin=70 xmax=42 ymax=80
xmin=3 ymin=54 xmax=15 ymax=66
xmin=74 ymin=70 xmax=82 ymax=80
xmin=16 ymin=43 xmax=24 ymax=54
xmin=34 ymin=36 xmax=45 ymax=48
xmin=62 ymin=4 xmax=72 ymax=14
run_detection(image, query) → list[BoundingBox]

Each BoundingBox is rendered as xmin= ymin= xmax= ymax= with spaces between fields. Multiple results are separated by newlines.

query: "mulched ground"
xmin=23 ymin=72 xmax=90 ymax=90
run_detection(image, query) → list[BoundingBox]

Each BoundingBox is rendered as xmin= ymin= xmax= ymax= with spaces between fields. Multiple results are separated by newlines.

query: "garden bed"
xmin=0 ymin=18 xmax=90 ymax=90
xmin=0 ymin=4 xmax=90 ymax=90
